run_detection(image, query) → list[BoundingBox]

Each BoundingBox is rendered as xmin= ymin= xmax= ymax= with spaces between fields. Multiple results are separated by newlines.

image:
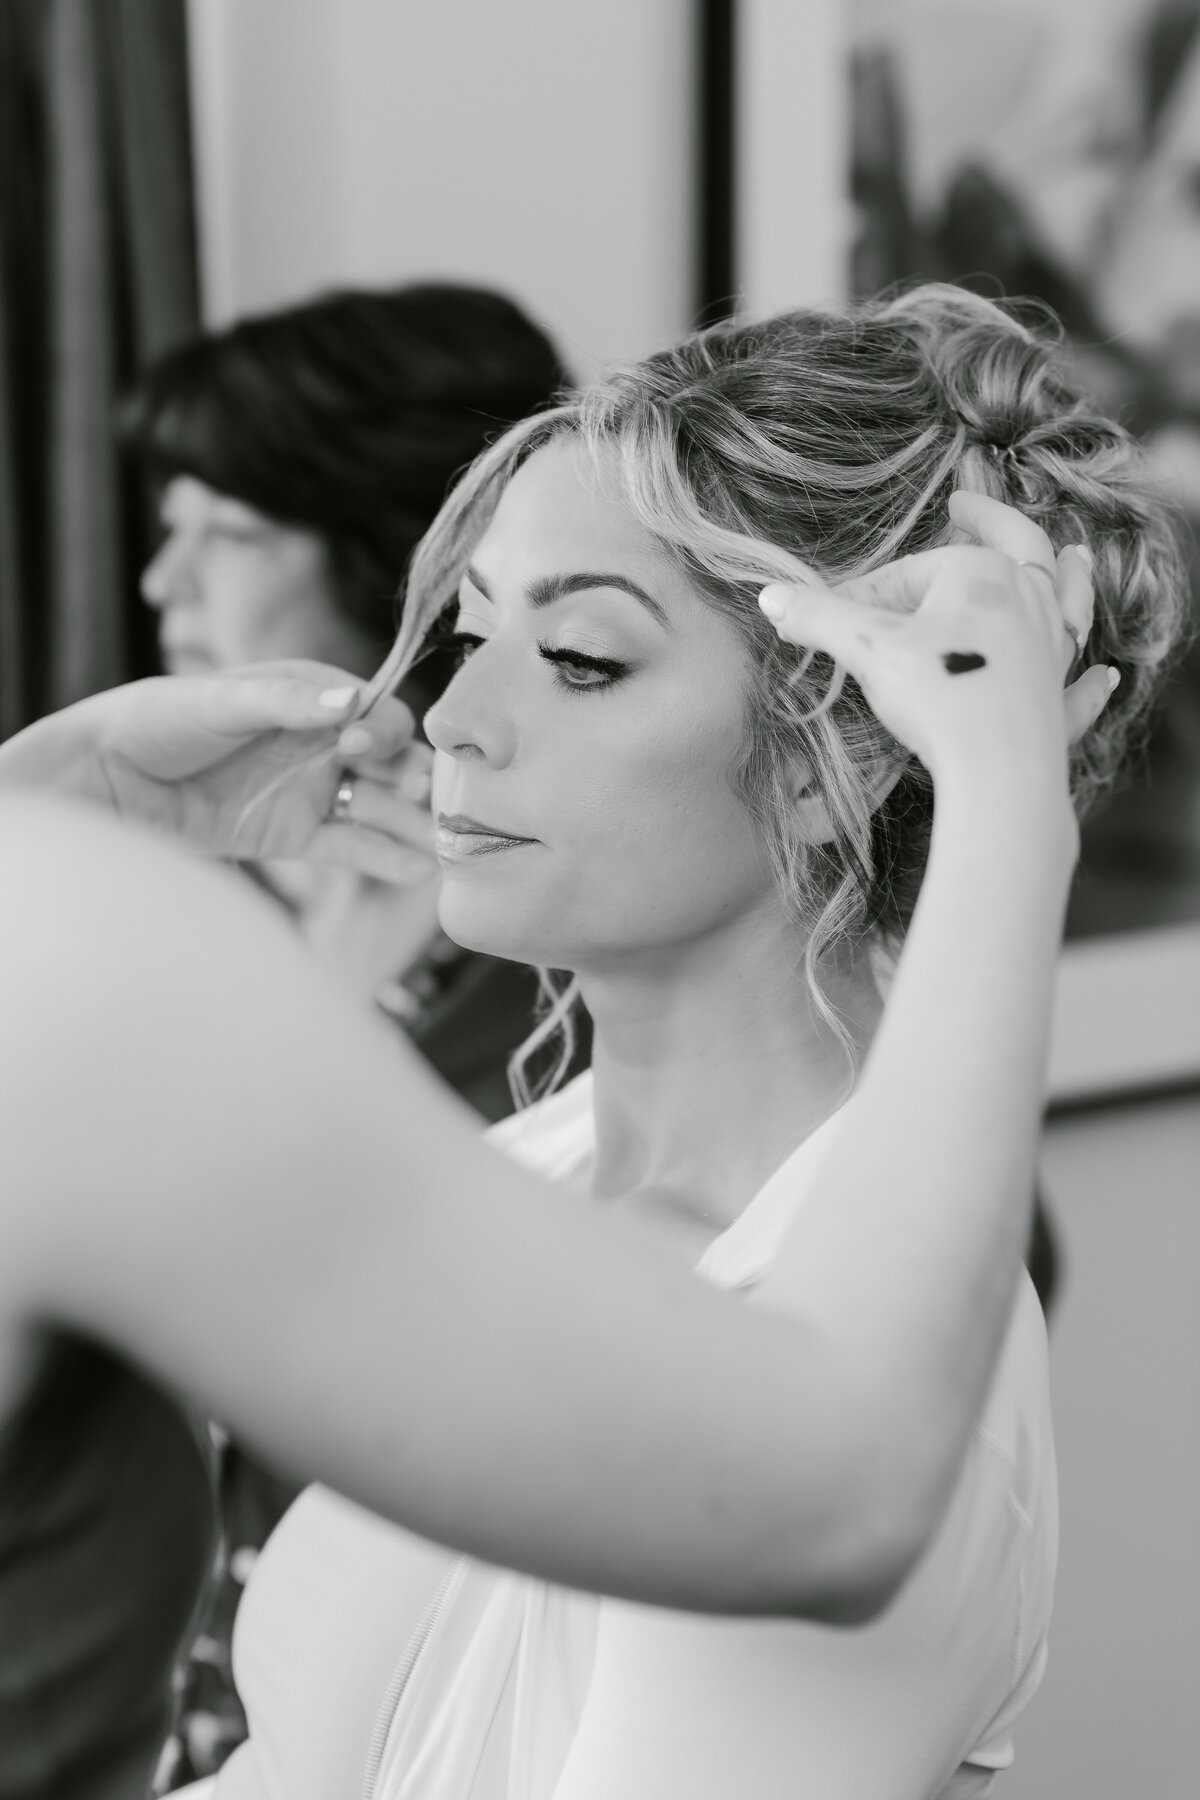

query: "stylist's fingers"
xmin=829 ymin=544 xmax=1012 ymax=616
xmin=327 ymin=771 xmax=436 ymax=853
xmin=847 ymin=513 xmax=1094 ymax=678
xmin=1064 ymin=664 xmax=1119 ymax=746
xmin=179 ymin=664 xmax=417 ymax=746
xmin=948 ymin=489 xmax=1057 ymax=571
xmin=335 ymin=698 xmax=419 ymax=766
xmin=171 ymin=670 xmax=361 ymax=737
xmin=946 ymin=489 xmax=1097 ymax=666
xmin=337 ymin=733 xmax=432 ymax=810
xmin=758 ymin=579 xmax=899 ymax=675
xmin=828 ymin=557 xmax=930 ymax=615
xmin=827 ymin=540 xmax=1036 ymax=626
xmin=1055 ymin=544 xmax=1095 ymax=672
xmin=310 ymin=821 xmax=438 ymax=885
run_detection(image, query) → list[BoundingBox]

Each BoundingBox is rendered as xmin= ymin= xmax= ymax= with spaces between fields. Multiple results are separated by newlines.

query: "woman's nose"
xmin=140 ymin=534 xmax=194 ymax=611
xmin=423 ymin=647 xmax=517 ymax=768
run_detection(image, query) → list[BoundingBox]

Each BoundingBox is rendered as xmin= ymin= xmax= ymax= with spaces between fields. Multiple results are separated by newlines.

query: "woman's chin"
xmin=435 ymin=890 xmax=547 ymax=966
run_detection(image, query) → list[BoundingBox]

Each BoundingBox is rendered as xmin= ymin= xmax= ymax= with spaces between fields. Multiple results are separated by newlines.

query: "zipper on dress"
xmin=361 ymin=1558 xmax=466 ymax=1800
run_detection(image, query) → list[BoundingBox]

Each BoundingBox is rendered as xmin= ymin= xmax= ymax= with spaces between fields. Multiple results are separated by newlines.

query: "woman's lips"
xmin=435 ymin=813 xmax=539 ymax=860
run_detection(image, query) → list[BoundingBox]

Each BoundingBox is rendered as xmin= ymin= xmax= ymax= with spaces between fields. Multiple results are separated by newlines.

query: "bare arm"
xmin=752 ymin=766 xmax=1074 ymax=1610
xmin=0 ymin=794 xmax=882 ymax=1618
xmin=0 ymin=771 xmax=1069 ymax=1625
xmin=754 ymin=496 xmax=1099 ymax=1606
xmin=0 ymin=502 xmax=1109 ymax=1622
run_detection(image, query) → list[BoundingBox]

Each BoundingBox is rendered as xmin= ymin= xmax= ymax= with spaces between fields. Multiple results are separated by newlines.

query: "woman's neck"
xmin=577 ymin=909 xmax=884 ymax=1253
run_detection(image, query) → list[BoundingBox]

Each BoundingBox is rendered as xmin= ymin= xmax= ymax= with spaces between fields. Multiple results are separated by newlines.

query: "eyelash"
xmin=443 ymin=631 xmax=630 ymax=695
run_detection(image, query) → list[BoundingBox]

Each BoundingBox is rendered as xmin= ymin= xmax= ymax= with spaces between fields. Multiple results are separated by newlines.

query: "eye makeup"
xmin=441 ymin=627 xmax=631 ymax=694
xmin=444 ymin=628 xmax=485 ymax=665
xmin=536 ymin=640 xmax=630 ymax=693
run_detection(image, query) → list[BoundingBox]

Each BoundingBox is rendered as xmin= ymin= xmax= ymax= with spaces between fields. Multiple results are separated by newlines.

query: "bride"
xmin=0 ymin=285 xmax=1185 ymax=1797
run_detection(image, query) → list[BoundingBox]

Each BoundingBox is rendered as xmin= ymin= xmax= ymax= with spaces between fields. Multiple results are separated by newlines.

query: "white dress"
xmin=205 ymin=1072 xmax=1056 ymax=1800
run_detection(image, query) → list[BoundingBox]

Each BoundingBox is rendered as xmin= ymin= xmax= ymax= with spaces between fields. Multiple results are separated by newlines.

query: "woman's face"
xmin=424 ymin=437 xmax=779 ymax=972
xmin=142 ymin=475 xmax=377 ymax=676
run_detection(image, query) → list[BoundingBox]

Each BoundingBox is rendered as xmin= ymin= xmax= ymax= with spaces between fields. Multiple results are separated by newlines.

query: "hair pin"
xmin=984 ymin=440 xmax=1017 ymax=463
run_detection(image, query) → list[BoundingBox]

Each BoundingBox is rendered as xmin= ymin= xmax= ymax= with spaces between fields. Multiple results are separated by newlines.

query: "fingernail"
xmin=1074 ymin=544 xmax=1094 ymax=572
xmin=758 ymin=587 xmax=787 ymax=620
xmin=1107 ymin=667 xmax=1121 ymax=692
xmin=318 ymin=685 xmax=359 ymax=711
xmin=338 ymin=725 xmax=374 ymax=756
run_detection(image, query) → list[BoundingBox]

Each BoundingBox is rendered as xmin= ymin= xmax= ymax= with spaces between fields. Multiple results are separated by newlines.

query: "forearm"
xmin=760 ymin=760 xmax=1075 ymax=1573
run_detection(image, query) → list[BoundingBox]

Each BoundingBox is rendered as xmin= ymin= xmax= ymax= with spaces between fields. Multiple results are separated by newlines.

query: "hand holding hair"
xmin=758 ymin=493 xmax=1116 ymax=791
xmin=0 ymin=661 xmax=437 ymax=886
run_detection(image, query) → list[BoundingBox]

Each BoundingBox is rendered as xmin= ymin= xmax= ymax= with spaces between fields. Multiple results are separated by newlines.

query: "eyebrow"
xmin=463 ymin=565 xmax=669 ymax=628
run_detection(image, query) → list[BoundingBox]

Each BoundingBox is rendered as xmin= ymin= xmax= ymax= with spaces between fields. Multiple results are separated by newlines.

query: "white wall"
xmin=1008 ymin=922 xmax=1200 ymax=1796
xmin=1010 ymin=1095 xmax=1200 ymax=1800
xmin=185 ymin=0 xmax=697 ymax=377
xmin=185 ymin=0 xmax=850 ymax=372
xmin=737 ymin=0 xmax=849 ymax=316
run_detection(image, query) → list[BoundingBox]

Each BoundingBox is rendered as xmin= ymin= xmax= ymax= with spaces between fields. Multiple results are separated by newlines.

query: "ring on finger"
xmin=331 ymin=774 xmax=357 ymax=824
xmin=1017 ymin=559 xmax=1086 ymax=656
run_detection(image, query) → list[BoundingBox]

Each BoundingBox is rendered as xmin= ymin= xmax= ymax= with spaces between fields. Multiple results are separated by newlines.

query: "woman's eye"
xmin=537 ymin=640 xmax=629 ymax=693
xmin=445 ymin=629 xmax=486 ymax=667
xmin=438 ymin=627 xmax=629 ymax=690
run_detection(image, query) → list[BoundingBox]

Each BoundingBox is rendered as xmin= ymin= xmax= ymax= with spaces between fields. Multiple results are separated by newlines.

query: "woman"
xmin=0 ymin=285 xmax=1185 ymax=1796
xmin=128 ymin=280 xmax=571 ymax=1102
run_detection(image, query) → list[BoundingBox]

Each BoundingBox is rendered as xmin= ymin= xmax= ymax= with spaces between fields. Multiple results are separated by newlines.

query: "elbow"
xmin=785 ymin=1516 xmax=932 ymax=1627
xmin=799 ymin=1533 xmax=926 ymax=1626
xmin=769 ymin=1454 xmax=946 ymax=1627
xmin=770 ymin=1376 xmax=964 ymax=1626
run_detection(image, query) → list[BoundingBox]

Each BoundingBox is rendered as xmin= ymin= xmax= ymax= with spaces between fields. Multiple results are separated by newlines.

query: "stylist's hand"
xmin=0 ymin=662 xmax=435 ymax=883
xmin=758 ymin=492 xmax=1116 ymax=798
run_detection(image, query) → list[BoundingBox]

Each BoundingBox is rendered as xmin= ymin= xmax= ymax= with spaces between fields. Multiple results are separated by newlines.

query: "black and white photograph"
xmin=0 ymin=4 xmax=1196 ymax=1797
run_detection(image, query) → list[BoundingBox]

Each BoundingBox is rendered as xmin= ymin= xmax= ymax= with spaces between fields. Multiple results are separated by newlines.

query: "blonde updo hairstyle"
xmin=375 ymin=284 xmax=1190 ymax=1100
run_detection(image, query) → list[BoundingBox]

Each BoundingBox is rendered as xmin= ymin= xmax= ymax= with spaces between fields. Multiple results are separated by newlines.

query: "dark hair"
xmin=123 ymin=284 xmax=569 ymax=661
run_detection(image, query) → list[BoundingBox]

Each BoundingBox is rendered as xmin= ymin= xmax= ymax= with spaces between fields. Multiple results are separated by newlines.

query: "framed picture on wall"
xmin=849 ymin=0 xmax=1200 ymax=941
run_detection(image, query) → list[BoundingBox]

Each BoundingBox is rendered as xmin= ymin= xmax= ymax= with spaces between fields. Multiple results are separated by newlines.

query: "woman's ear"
xmin=788 ymin=755 xmax=906 ymax=844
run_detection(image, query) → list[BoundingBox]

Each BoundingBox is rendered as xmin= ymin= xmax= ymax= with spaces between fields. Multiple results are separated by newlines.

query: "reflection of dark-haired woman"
xmin=0 ymin=286 xmax=573 ymax=1797
xmin=127 ymin=283 xmax=573 ymax=1110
